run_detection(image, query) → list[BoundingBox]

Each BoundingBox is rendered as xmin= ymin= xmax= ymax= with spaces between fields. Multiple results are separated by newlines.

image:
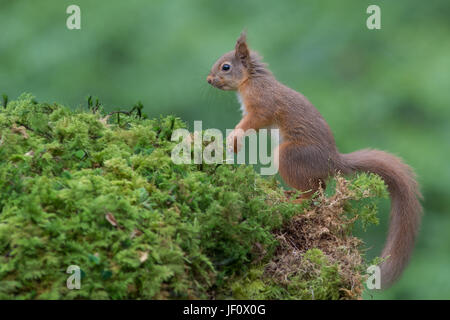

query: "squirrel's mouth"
xmin=211 ymin=82 xmax=231 ymax=91
xmin=207 ymin=75 xmax=235 ymax=91
xmin=207 ymin=76 xmax=228 ymax=90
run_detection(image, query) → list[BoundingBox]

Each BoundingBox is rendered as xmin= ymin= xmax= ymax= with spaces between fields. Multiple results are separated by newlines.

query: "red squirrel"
xmin=206 ymin=32 xmax=422 ymax=289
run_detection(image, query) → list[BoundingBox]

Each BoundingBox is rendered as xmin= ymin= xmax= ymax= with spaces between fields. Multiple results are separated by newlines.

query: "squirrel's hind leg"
xmin=277 ymin=142 xmax=329 ymax=199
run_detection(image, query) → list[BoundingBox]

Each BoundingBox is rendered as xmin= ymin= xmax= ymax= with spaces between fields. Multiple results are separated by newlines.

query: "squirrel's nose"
xmin=207 ymin=75 xmax=213 ymax=85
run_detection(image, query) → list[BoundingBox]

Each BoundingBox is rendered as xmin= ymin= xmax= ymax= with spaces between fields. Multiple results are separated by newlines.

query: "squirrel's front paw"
xmin=227 ymin=130 xmax=244 ymax=154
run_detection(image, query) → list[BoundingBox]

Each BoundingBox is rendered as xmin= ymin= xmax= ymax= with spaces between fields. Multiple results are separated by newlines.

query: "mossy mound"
xmin=226 ymin=175 xmax=387 ymax=299
xmin=0 ymin=94 xmax=386 ymax=299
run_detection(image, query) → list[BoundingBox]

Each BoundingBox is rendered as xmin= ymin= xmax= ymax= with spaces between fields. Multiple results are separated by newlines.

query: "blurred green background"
xmin=1 ymin=0 xmax=449 ymax=299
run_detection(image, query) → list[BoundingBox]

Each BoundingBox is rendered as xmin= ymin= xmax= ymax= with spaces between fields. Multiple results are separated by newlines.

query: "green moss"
xmin=223 ymin=249 xmax=346 ymax=300
xmin=285 ymin=249 xmax=342 ymax=300
xmin=0 ymin=94 xmax=385 ymax=299
xmin=0 ymin=94 xmax=303 ymax=299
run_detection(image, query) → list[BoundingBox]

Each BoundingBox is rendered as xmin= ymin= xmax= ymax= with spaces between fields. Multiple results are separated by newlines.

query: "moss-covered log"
xmin=0 ymin=94 xmax=387 ymax=299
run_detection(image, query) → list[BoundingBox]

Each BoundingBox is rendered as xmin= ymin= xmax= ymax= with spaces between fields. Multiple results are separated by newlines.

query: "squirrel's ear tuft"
xmin=235 ymin=31 xmax=250 ymax=66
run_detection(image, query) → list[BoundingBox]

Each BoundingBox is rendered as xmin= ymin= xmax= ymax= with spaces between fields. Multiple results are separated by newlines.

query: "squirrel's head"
xmin=207 ymin=32 xmax=268 ymax=91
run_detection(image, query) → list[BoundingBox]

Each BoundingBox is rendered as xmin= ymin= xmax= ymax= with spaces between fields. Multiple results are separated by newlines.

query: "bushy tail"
xmin=338 ymin=149 xmax=422 ymax=288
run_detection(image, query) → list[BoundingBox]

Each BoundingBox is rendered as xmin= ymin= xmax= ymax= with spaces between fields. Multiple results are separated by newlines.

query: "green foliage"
xmin=223 ymin=174 xmax=387 ymax=300
xmin=346 ymin=173 xmax=389 ymax=230
xmin=0 ymin=95 xmax=304 ymax=299
xmin=226 ymin=249 xmax=343 ymax=300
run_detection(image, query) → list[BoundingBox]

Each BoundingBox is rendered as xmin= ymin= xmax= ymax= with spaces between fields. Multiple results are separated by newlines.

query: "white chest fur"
xmin=236 ymin=92 xmax=247 ymax=116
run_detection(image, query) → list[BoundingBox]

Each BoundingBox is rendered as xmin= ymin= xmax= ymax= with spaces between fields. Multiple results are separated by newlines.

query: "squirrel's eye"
xmin=222 ymin=64 xmax=231 ymax=71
